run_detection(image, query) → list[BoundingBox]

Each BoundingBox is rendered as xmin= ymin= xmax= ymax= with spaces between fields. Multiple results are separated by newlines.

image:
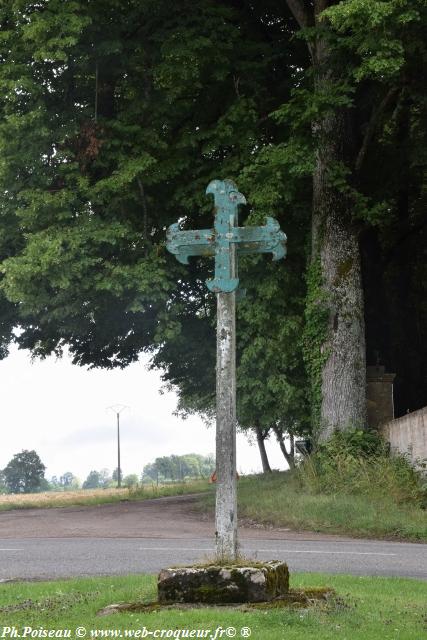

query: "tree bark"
xmin=313 ymin=186 xmax=367 ymax=439
xmin=287 ymin=0 xmax=367 ymax=440
xmin=272 ymin=426 xmax=295 ymax=469
xmin=254 ymin=424 xmax=272 ymax=473
xmin=312 ymin=3 xmax=367 ymax=439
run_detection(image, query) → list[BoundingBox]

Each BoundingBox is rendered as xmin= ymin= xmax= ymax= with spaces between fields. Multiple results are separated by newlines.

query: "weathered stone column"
xmin=215 ymin=289 xmax=237 ymax=560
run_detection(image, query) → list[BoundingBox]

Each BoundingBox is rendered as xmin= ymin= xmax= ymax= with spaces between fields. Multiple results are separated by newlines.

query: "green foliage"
xmin=2 ymin=449 xmax=46 ymax=494
xmin=142 ymin=453 xmax=214 ymax=483
xmin=316 ymin=427 xmax=384 ymax=457
xmin=0 ymin=2 xmax=312 ymax=446
xmin=323 ymin=0 xmax=425 ymax=83
xmin=49 ymin=472 xmax=80 ymax=491
xmin=82 ymin=470 xmax=102 ymax=490
xmin=297 ymin=429 xmax=426 ymax=507
xmin=237 ymin=259 xmax=309 ymax=437
xmin=0 ymin=0 xmax=425 ymax=437
xmin=122 ymin=473 xmax=139 ymax=488
xmin=38 ymin=477 xmax=52 ymax=492
xmin=60 ymin=471 xmax=80 ymax=490
xmin=0 ymin=469 xmax=6 ymax=493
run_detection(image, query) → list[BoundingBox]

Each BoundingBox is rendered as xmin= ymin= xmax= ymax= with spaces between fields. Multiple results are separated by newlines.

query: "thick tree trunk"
xmin=311 ymin=5 xmax=367 ymax=440
xmin=313 ymin=197 xmax=367 ymax=439
xmin=254 ymin=424 xmax=272 ymax=473
xmin=285 ymin=0 xmax=367 ymax=440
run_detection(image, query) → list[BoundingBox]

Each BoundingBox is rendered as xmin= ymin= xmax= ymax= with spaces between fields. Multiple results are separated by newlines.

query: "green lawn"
xmin=0 ymin=573 xmax=426 ymax=640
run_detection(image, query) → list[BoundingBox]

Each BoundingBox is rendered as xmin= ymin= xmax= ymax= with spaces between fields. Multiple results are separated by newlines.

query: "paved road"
xmin=0 ymin=495 xmax=426 ymax=581
xmin=1 ymin=536 xmax=426 ymax=581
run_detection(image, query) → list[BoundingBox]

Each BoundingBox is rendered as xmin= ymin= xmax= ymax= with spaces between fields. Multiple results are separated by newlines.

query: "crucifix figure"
xmin=166 ymin=179 xmax=287 ymax=559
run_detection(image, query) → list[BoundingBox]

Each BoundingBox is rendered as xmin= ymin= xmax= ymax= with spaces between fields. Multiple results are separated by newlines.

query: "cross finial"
xmin=166 ymin=179 xmax=286 ymax=293
xmin=206 ymin=179 xmax=247 ymax=219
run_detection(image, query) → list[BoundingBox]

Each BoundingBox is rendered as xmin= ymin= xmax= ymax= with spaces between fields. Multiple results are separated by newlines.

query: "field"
xmin=0 ymin=479 xmax=211 ymax=511
xmin=0 ymin=573 xmax=426 ymax=640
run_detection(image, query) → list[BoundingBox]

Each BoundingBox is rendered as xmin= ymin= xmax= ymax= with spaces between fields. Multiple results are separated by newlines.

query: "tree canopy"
xmin=82 ymin=469 xmax=102 ymax=489
xmin=142 ymin=453 xmax=215 ymax=482
xmin=0 ymin=0 xmax=425 ymax=443
xmin=2 ymin=449 xmax=46 ymax=493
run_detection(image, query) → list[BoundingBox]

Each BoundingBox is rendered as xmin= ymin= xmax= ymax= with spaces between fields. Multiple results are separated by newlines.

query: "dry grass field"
xmin=0 ymin=487 xmax=130 ymax=510
xmin=0 ymin=480 xmax=211 ymax=511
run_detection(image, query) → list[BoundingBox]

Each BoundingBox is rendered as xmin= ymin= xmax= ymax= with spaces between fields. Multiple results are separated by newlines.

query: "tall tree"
xmin=284 ymin=0 xmax=426 ymax=438
xmin=0 ymin=0 xmax=425 ymax=446
xmin=0 ymin=0 xmax=304 ymax=369
xmin=82 ymin=470 xmax=102 ymax=489
xmin=3 ymin=450 xmax=46 ymax=493
xmin=283 ymin=0 xmax=366 ymax=438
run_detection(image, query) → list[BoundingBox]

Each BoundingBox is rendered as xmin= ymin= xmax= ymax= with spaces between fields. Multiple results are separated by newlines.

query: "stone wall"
xmin=380 ymin=407 xmax=427 ymax=466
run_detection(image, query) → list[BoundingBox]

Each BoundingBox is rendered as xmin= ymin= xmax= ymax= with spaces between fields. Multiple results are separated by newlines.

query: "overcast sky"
xmin=0 ymin=344 xmax=287 ymax=483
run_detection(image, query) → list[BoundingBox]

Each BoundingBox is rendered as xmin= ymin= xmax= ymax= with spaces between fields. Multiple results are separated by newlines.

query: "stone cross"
xmin=166 ymin=179 xmax=287 ymax=559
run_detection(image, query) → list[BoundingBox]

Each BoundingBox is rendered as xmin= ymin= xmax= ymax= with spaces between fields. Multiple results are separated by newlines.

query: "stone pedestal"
xmin=158 ymin=561 xmax=289 ymax=604
xmin=366 ymin=365 xmax=396 ymax=428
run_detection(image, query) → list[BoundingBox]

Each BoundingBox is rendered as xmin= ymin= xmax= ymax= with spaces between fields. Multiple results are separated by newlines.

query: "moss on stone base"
xmin=158 ymin=561 xmax=289 ymax=604
xmin=247 ymin=587 xmax=336 ymax=609
xmin=97 ymin=587 xmax=339 ymax=616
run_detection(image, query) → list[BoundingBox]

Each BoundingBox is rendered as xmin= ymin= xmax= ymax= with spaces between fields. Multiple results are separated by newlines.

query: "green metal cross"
xmin=166 ymin=179 xmax=287 ymax=292
xmin=166 ymin=179 xmax=287 ymax=560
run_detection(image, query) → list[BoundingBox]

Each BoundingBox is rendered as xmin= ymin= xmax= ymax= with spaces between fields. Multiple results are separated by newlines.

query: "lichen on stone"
xmin=158 ymin=561 xmax=289 ymax=604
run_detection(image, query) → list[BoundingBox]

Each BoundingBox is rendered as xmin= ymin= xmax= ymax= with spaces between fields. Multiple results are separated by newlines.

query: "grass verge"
xmin=237 ymin=472 xmax=427 ymax=541
xmin=0 ymin=479 xmax=211 ymax=512
xmin=199 ymin=472 xmax=427 ymax=541
xmin=0 ymin=573 xmax=425 ymax=639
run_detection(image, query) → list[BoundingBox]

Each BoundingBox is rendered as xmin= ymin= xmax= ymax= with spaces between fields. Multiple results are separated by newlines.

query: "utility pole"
xmin=107 ymin=404 xmax=129 ymax=488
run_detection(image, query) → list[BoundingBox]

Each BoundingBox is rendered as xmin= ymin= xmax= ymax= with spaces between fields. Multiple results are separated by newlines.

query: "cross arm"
xmin=166 ymin=223 xmax=216 ymax=264
xmin=233 ymin=217 xmax=287 ymax=261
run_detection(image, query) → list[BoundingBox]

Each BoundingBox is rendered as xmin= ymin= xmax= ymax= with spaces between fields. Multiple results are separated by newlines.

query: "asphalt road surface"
xmin=0 ymin=495 xmax=426 ymax=581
